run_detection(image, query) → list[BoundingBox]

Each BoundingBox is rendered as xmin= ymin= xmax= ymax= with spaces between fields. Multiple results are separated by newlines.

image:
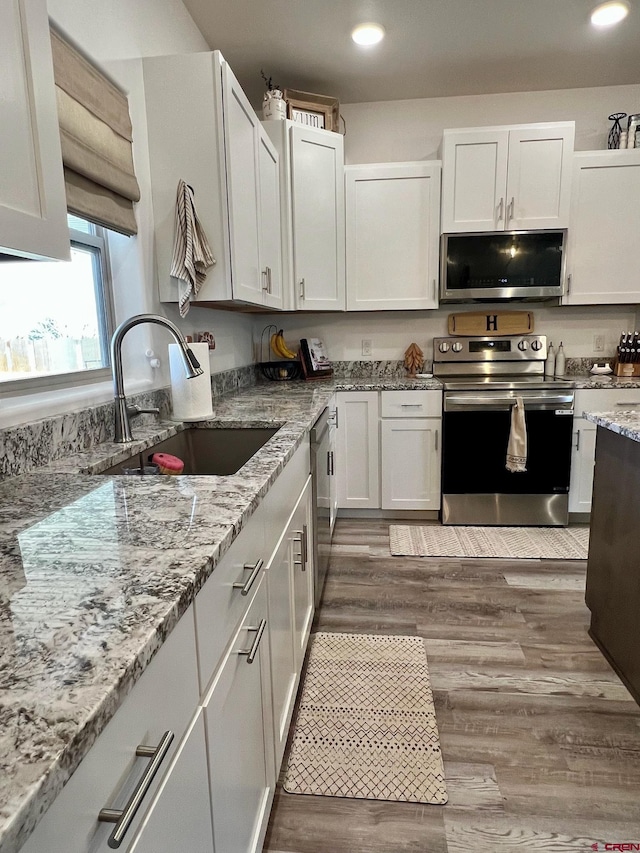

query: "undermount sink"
xmin=95 ymin=427 xmax=279 ymax=476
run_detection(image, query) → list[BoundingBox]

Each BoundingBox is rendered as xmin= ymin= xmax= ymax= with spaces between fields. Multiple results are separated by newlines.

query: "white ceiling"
xmin=181 ymin=0 xmax=640 ymax=109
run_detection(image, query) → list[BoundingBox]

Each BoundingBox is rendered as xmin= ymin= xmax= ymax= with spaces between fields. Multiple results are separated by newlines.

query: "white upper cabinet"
xmin=563 ymin=149 xmax=640 ymax=305
xmin=258 ymin=127 xmax=284 ymax=309
xmin=143 ymin=51 xmax=282 ymax=309
xmin=345 ymin=162 xmax=441 ymax=311
xmin=221 ymin=62 xmax=262 ymax=305
xmin=0 ymin=0 xmax=69 ymax=260
xmin=441 ymin=122 xmax=574 ymax=233
xmin=264 ymin=121 xmax=345 ymax=311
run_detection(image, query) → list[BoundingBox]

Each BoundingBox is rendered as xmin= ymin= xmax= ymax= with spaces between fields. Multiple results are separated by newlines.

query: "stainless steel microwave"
xmin=440 ymin=230 xmax=566 ymax=303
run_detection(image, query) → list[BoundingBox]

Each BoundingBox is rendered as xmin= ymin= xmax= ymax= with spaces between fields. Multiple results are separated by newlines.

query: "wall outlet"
xmin=361 ymin=338 xmax=372 ymax=358
xmin=594 ymin=334 xmax=605 ymax=353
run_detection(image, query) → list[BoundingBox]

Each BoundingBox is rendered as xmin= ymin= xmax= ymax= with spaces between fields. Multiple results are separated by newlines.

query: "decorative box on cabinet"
xmin=563 ymin=149 xmax=640 ymax=305
xmin=142 ymin=51 xmax=283 ymax=309
xmin=263 ymin=120 xmax=346 ymax=311
xmin=0 ymin=0 xmax=69 ymax=260
xmin=569 ymin=389 xmax=640 ymax=514
xmin=380 ymin=391 xmax=442 ymax=511
xmin=345 ymin=162 xmax=441 ymax=311
xmin=441 ymin=122 xmax=574 ymax=233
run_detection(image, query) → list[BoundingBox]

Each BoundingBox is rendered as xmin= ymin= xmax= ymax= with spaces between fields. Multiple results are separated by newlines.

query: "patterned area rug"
xmin=389 ymin=524 xmax=589 ymax=560
xmin=283 ymin=632 xmax=447 ymax=804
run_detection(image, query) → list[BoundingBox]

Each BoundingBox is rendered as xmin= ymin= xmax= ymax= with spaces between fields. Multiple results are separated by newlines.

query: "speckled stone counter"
xmin=584 ymin=410 xmax=640 ymax=441
xmin=569 ymin=375 xmax=640 ymax=390
xmin=0 ymin=381 xmax=345 ymax=853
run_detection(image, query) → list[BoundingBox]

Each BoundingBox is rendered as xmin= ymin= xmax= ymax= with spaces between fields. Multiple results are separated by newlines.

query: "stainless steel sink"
xmin=96 ymin=427 xmax=279 ymax=476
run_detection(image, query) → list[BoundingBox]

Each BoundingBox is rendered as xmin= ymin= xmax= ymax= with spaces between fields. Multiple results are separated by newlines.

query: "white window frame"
xmin=0 ymin=222 xmax=115 ymax=398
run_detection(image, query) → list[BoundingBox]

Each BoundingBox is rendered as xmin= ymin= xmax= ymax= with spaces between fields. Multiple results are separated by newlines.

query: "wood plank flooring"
xmin=263 ymin=519 xmax=640 ymax=853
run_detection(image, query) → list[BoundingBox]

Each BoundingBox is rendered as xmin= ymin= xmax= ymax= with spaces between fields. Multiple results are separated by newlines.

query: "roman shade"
xmin=50 ymin=28 xmax=140 ymax=235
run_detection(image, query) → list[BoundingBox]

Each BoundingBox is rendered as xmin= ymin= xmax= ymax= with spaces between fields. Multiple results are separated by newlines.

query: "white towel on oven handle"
xmin=506 ymin=396 xmax=527 ymax=473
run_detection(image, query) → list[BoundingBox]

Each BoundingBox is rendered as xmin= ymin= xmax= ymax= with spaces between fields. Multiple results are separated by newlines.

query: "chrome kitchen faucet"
xmin=110 ymin=314 xmax=203 ymax=443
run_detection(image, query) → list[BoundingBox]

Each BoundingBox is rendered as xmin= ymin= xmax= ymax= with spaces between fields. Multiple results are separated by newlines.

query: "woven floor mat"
xmin=283 ymin=632 xmax=447 ymax=804
xmin=389 ymin=524 xmax=589 ymax=560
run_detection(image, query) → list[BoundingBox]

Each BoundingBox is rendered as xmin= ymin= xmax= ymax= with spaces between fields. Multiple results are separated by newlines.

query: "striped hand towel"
xmin=170 ymin=180 xmax=215 ymax=317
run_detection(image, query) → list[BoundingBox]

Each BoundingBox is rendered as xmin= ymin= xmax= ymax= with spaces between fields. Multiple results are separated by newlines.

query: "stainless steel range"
xmin=433 ymin=334 xmax=575 ymax=527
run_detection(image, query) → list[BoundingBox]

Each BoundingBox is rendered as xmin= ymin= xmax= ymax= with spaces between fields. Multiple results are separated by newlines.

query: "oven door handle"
xmin=444 ymin=394 xmax=574 ymax=412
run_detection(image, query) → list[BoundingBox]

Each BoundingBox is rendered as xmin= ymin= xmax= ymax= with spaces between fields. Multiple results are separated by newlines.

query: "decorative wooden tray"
xmin=448 ymin=311 xmax=534 ymax=336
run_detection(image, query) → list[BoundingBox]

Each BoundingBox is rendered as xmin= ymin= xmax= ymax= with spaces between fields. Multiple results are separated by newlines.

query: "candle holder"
xmin=608 ymin=112 xmax=627 ymax=149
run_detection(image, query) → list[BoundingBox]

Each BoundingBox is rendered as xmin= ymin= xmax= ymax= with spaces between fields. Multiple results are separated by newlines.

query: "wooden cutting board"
xmin=448 ymin=311 xmax=534 ymax=336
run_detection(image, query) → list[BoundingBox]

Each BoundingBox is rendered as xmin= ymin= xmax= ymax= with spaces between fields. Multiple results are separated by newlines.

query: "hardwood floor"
xmin=263 ymin=519 xmax=640 ymax=853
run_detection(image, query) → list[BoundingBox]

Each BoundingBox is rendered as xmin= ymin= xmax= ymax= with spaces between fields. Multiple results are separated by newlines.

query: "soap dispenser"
xmin=555 ymin=342 xmax=566 ymax=377
xmin=545 ymin=341 xmax=555 ymax=377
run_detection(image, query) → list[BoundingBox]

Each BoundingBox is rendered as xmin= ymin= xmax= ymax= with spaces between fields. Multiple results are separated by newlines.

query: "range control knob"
xmin=517 ymin=340 xmax=529 ymax=351
xmin=438 ymin=341 xmax=450 ymax=353
xmin=451 ymin=342 xmax=464 ymax=353
xmin=530 ymin=339 xmax=543 ymax=351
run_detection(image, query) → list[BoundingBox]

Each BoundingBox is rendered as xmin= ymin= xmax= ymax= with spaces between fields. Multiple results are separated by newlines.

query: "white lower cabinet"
xmin=569 ymin=388 xmax=640 ymax=513
xmin=335 ymin=391 xmax=380 ymax=509
xmin=126 ymin=710 xmax=214 ymax=853
xmin=266 ymin=476 xmax=314 ymax=769
xmin=381 ymin=419 xmax=441 ymax=510
xmin=20 ymin=606 xmax=201 ymax=853
xmin=336 ymin=390 xmax=442 ymax=512
xmin=20 ymin=441 xmax=315 ymax=853
xmin=204 ymin=576 xmax=274 ymax=853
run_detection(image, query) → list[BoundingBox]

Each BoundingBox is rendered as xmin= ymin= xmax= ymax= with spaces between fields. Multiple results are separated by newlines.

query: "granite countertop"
xmin=0 ymin=380 xmax=343 ymax=853
xmin=584 ymin=410 xmax=640 ymax=442
xmin=568 ymin=374 xmax=640 ymax=389
xmin=0 ymin=372 xmax=631 ymax=851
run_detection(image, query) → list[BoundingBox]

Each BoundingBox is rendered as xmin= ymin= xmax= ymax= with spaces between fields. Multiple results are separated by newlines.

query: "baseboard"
xmin=336 ymin=509 xmax=440 ymax=520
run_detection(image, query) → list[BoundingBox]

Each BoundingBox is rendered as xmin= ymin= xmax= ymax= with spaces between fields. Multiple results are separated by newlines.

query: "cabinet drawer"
xmin=575 ymin=388 xmax=640 ymax=418
xmin=21 ymin=607 xmax=199 ymax=853
xmin=194 ymin=507 xmax=266 ymax=694
xmin=381 ymin=390 xmax=442 ymax=418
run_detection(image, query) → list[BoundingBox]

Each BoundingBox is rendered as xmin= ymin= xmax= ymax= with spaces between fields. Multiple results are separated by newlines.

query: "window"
xmin=0 ymin=216 xmax=114 ymax=387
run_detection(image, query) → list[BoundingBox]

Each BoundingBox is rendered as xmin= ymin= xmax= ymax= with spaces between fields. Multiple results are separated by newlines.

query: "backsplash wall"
xmin=258 ymin=304 xmax=638 ymax=364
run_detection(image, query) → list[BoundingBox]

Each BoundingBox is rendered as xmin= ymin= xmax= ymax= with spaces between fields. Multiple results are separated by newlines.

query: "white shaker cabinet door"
xmin=0 ymin=0 xmax=69 ymax=260
xmin=441 ymin=129 xmax=509 ymax=232
xmin=346 ymin=162 xmax=441 ymax=310
xmin=258 ymin=126 xmax=284 ymax=309
xmin=222 ymin=62 xmax=263 ymax=306
xmin=291 ymin=125 xmax=345 ymax=310
xmin=335 ymin=392 xmax=380 ymax=509
xmin=127 ymin=711 xmax=214 ymax=853
xmin=505 ymin=124 xmax=573 ymax=230
xmin=564 ymin=150 xmax=640 ymax=304
xmin=290 ymin=477 xmax=314 ymax=671
xmin=568 ymin=424 xmax=597 ymax=514
xmin=204 ymin=576 xmax=274 ymax=853
xmin=381 ymin=418 xmax=442 ymax=511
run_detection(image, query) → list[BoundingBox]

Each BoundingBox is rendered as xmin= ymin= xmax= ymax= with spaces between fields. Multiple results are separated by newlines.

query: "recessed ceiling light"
xmin=591 ymin=0 xmax=630 ymax=26
xmin=351 ymin=22 xmax=385 ymax=46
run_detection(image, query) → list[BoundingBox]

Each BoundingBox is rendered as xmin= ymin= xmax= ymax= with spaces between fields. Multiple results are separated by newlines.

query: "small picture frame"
xmin=284 ymin=89 xmax=340 ymax=133
xmin=300 ymin=338 xmax=333 ymax=380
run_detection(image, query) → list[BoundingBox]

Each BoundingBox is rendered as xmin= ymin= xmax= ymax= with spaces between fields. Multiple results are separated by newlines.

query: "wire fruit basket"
xmin=259 ymin=325 xmax=303 ymax=381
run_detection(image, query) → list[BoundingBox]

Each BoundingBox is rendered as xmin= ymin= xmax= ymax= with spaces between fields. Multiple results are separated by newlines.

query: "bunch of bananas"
xmin=270 ymin=329 xmax=298 ymax=360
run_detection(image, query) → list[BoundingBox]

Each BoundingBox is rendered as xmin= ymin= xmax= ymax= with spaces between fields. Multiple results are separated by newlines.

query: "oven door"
xmin=442 ymin=390 xmax=574 ymax=526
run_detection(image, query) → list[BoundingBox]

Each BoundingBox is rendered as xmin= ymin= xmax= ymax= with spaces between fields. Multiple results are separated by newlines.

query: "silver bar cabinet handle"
xmin=267 ymin=266 xmax=272 ymax=294
xmin=293 ymin=526 xmax=308 ymax=570
xmin=98 ymin=731 xmax=174 ymax=849
xmin=327 ymin=450 xmax=331 ymax=476
xmin=566 ymin=273 xmax=572 ymax=295
xmin=508 ymin=196 xmax=514 ymax=221
xmin=329 ymin=450 xmax=335 ymax=476
xmin=575 ymin=429 xmax=580 ymax=451
xmin=497 ymin=197 xmax=504 ymax=221
xmin=232 ymin=559 xmax=264 ymax=596
xmin=262 ymin=269 xmax=269 ymax=292
xmin=302 ymin=523 xmax=308 ymax=565
xmin=435 ymin=429 xmax=439 ymax=452
xmin=238 ymin=619 xmax=267 ymax=664
xmin=299 ymin=278 xmax=305 ymax=299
